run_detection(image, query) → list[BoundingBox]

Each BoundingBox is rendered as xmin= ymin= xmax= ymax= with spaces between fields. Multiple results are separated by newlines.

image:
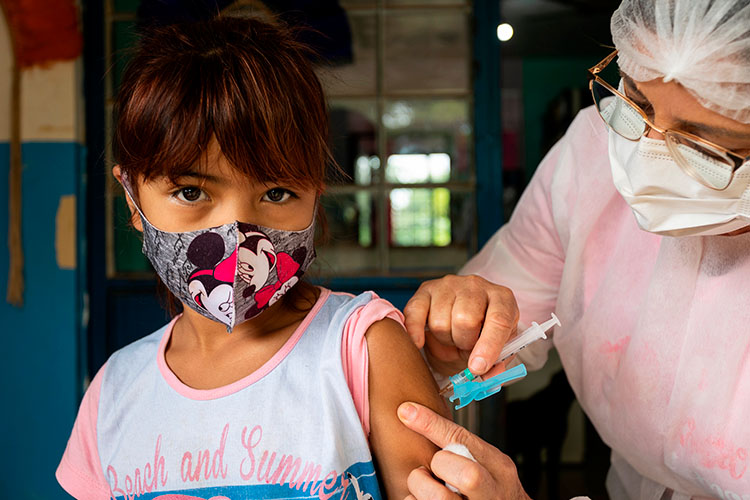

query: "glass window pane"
xmin=384 ymin=99 xmax=472 ymax=182
xmin=383 ymin=9 xmax=469 ymax=93
xmin=390 ymin=187 xmax=451 ymax=246
xmin=315 ymin=192 xmax=380 ymax=275
xmin=386 ymin=153 xmax=451 ymax=184
xmin=389 ymin=189 xmax=474 ymax=271
xmin=318 ymin=13 xmax=376 ymax=96
xmin=328 ymin=99 xmax=379 ymax=185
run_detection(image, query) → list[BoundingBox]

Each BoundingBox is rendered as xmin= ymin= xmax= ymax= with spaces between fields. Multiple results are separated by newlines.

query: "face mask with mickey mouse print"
xmin=121 ymin=176 xmax=316 ymax=332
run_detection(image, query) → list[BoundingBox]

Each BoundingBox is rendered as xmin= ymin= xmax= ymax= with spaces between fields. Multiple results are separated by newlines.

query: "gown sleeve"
xmin=461 ymin=125 xmax=571 ymax=370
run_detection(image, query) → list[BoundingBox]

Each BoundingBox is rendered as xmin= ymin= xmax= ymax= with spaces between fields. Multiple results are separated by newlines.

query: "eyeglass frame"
xmin=588 ymin=50 xmax=750 ymax=191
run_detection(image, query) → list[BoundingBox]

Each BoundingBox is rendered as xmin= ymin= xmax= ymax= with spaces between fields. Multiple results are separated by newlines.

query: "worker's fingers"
xmin=403 ymin=290 xmax=431 ymax=348
xmin=450 ymin=280 xmax=489 ymax=351
xmin=398 ymin=402 xmax=490 ymax=464
xmin=423 ymin=332 xmax=466 ymax=363
xmin=431 ymin=450 xmax=494 ymax=499
xmin=403 ymin=276 xmax=462 ymax=347
xmin=406 ymin=466 xmax=462 ymax=500
xmin=422 ymin=334 xmax=471 ymax=380
xmin=406 ymin=275 xmax=521 ymax=376
xmin=467 ymin=285 xmax=519 ymax=375
xmin=424 ymin=285 xmax=458 ymax=347
xmin=400 ymin=403 xmax=531 ymax=500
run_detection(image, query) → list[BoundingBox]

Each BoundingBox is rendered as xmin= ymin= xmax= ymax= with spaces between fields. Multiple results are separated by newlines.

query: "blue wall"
xmin=0 ymin=142 xmax=83 ymax=498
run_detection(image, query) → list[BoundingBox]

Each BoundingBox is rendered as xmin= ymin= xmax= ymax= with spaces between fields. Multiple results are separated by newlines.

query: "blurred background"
xmin=0 ymin=0 xmax=620 ymax=497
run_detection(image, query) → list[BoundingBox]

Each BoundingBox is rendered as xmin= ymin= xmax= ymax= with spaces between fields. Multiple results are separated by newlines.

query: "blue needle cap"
xmin=449 ymin=363 xmax=528 ymax=410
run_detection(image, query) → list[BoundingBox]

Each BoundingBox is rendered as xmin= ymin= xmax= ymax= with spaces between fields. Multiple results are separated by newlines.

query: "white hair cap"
xmin=611 ymin=0 xmax=750 ymax=124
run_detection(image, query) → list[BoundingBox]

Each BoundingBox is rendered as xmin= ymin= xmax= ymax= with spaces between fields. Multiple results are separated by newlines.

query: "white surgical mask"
xmin=608 ymin=129 xmax=750 ymax=237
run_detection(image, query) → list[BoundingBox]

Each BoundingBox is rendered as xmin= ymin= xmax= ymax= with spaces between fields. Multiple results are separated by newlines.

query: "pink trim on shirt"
xmin=157 ymin=288 xmax=331 ymax=400
xmin=339 ymin=292 xmax=406 ymax=437
xmin=56 ymin=364 xmax=112 ymax=500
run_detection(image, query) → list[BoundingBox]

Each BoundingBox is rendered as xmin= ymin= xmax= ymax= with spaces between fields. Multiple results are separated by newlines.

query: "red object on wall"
xmin=1 ymin=0 xmax=82 ymax=67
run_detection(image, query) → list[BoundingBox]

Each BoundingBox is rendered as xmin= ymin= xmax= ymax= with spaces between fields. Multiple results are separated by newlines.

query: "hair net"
xmin=611 ymin=0 xmax=750 ymax=124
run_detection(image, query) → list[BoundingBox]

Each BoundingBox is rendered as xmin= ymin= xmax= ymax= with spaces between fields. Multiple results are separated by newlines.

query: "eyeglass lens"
xmin=591 ymin=79 xmax=736 ymax=190
xmin=666 ymin=135 xmax=734 ymax=190
xmin=591 ymin=80 xmax=645 ymax=140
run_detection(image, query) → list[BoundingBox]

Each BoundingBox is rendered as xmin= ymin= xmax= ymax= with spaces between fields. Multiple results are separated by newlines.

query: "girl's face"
xmin=115 ymin=139 xmax=318 ymax=233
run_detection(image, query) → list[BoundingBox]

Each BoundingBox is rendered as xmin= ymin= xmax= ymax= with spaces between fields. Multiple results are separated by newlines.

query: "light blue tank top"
xmin=97 ymin=290 xmax=383 ymax=500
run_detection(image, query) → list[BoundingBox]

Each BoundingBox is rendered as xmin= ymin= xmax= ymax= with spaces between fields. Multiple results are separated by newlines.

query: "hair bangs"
xmin=114 ymin=16 xmax=332 ymax=192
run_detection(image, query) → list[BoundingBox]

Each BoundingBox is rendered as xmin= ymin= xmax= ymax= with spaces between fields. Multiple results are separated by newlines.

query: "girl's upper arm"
xmin=365 ymin=317 xmax=451 ymax=499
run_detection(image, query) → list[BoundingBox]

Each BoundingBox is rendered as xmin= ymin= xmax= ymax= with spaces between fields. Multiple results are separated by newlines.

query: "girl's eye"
xmin=175 ymin=187 xmax=206 ymax=203
xmin=263 ymin=188 xmax=293 ymax=203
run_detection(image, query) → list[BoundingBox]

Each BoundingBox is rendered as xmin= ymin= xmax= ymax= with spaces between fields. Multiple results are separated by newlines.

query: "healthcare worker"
xmin=399 ymin=0 xmax=750 ymax=498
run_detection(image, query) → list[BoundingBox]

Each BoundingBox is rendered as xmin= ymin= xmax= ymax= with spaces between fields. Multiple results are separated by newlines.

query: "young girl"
xmin=56 ymin=15 xmax=447 ymax=500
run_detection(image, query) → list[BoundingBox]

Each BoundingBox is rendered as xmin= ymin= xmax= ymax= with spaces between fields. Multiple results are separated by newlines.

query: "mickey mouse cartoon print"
xmin=237 ymin=225 xmax=309 ymax=321
xmin=186 ymin=232 xmax=237 ymax=325
xmin=237 ymin=230 xmax=276 ymax=294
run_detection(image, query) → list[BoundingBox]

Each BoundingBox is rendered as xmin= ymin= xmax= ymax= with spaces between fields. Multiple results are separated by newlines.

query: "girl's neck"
xmin=170 ymin=285 xmax=320 ymax=354
xmin=163 ymin=285 xmax=320 ymax=390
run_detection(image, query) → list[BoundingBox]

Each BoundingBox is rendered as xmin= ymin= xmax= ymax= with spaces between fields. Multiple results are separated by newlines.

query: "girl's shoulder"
xmin=317 ymin=288 xmax=404 ymax=334
xmin=100 ymin=319 xmax=174 ymax=389
xmin=316 ymin=288 xmax=394 ymax=317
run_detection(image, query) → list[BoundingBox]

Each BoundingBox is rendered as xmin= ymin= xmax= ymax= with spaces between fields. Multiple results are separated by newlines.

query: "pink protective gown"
xmin=462 ymin=106 xmax=750 ymax=500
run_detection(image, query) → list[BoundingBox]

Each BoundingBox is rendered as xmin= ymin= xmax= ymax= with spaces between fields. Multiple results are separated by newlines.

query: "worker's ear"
xmin=112 ymin=165 xmax=143 ymax=233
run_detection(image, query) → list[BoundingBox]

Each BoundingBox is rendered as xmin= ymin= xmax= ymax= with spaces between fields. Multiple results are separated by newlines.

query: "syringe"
xmin=439 ymin=313 xmax=561 ymax=397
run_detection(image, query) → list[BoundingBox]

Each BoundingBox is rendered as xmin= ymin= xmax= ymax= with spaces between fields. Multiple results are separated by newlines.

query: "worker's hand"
xmin=403 ymin=274 xmax=519 ymax=377
xmin=398 ymin=402 xmax=530 ymax=500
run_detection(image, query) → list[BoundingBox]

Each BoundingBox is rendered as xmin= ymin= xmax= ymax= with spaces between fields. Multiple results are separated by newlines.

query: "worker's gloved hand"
xmin=398 ymin=402 xmax=530 ymax=500
xmin=403 ymin=274 xmax=519 ymax=378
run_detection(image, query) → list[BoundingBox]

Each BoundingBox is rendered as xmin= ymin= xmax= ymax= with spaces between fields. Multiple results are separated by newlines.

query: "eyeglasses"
xmin=588 ymin=50 xmax=750 ymax=191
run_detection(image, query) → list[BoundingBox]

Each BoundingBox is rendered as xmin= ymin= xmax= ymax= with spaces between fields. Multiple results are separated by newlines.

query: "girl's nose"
xmin=225 ymin=198 xmax=258 ymax=224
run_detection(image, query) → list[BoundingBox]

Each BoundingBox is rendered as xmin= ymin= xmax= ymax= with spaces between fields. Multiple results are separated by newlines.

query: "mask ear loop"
xmin=119 ymin=171 xmax=177 ymax=234
xmin=119 ymin=171 xmax=150 ymax=222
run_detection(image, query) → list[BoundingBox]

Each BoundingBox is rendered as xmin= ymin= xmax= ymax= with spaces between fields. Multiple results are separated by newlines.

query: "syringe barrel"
xmin=496 ymin=313 xmax=560 ymax=363
xmin=497 ymin=324 xmax=545 ymax=362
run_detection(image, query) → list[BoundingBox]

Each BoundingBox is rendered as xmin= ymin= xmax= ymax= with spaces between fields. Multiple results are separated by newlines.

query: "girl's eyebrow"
xmin=176 ymin=171 xmax=227 ymax=185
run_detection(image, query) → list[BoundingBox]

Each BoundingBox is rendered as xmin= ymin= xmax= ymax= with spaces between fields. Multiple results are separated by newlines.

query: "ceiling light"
xmin=496 ymin=23 xmax=514 ymax=42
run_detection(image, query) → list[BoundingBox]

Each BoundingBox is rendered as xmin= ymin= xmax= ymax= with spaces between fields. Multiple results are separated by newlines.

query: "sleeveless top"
xmin=57 ymin=289 xmax=387 ymax=500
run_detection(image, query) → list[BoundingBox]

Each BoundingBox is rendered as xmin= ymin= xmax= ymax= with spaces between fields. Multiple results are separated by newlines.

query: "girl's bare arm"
xmin=365 ymin=318 xmax=452 ymax=498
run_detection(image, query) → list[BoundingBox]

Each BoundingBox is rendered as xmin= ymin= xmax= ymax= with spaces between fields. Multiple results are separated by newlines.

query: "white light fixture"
xmin=496 ymin=23 xmax=514 ymax=42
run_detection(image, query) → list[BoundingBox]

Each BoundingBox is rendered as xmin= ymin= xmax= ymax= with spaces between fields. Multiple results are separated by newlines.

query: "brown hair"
xmin=115 ymin=15 xmax=331 ymax=316
xmin=114 ymin=15 xmax=331 ymax=192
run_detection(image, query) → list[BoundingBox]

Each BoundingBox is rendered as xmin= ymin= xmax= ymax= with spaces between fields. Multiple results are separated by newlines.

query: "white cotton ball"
xmin=442 ymin=443 xmax=477 ymax=494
